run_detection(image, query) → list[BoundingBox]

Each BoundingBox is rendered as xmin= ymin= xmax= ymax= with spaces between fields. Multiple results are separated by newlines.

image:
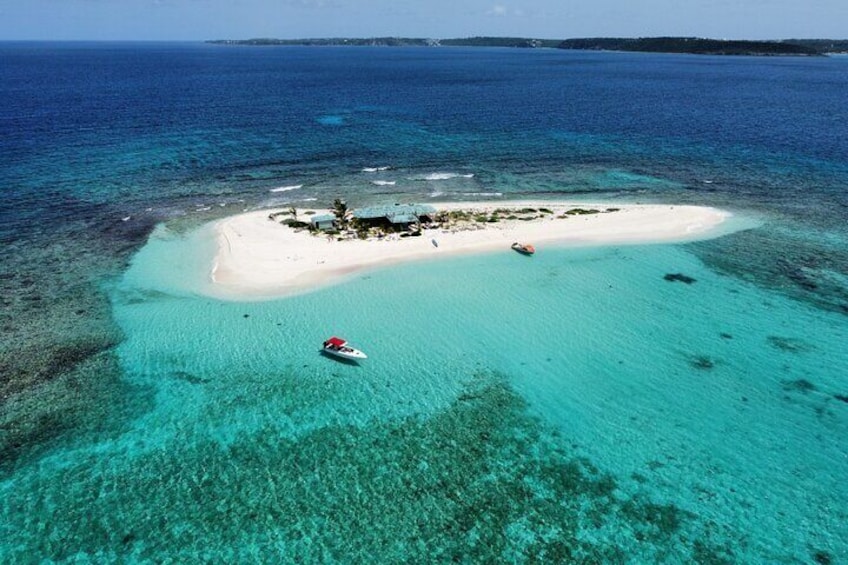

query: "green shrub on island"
xmin=283 ymin=219 xmax=310 ymax=229
xmin=448 ymin=210 xmax=471 ymax=221
xmin=566 ymin=208 xmax=601 ymax=215
xmin=474 ymin=214 xmax=489 ymax=223
xmin=349 ymin=218 xmax=371 ymax=240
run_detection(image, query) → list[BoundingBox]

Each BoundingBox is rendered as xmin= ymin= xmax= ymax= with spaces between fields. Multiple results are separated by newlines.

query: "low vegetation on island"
xmin=269 ymin=203 xmax=621 ymax=242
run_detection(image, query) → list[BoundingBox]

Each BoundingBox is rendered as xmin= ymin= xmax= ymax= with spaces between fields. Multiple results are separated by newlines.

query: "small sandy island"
xmin=209 ymin=201 xmax=731 ymax=298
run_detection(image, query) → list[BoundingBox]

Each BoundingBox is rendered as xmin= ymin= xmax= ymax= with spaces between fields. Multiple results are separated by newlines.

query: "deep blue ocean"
xmin=1 ymin=42 xmax=847 ymax=562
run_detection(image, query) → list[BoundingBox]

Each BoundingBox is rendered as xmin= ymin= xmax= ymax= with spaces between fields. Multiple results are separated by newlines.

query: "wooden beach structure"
xmin=351 ymin=203 xmax=437 ymax=231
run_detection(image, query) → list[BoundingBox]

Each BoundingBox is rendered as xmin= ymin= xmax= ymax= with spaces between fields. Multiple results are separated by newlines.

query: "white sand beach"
xmin=209 ymin=201 xmax=732 ymax=298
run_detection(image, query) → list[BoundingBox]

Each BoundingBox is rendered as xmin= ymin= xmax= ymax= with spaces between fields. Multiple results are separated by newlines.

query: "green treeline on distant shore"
xmin=438 ymin=37 xmax=562 ymax=48
xmin=557 ymin=37 xmax=819 ymax=55
xmin=206 ymin=37 xmax=560 ymax=48
xmin=212 ymin=37 xmax=435 ymax=47
xmin=207 ymin=36 xmax=848 ymax=55
xmin=782 ymin=39 xmax=848 ymax=53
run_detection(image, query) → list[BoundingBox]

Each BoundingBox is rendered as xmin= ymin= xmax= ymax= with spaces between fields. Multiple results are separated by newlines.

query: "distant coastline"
xmin=206 ymin=36 xmax=848 ymax=56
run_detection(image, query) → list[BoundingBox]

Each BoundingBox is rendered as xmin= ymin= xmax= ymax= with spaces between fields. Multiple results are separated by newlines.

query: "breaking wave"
xmin=415 ymin=172 xmax=475 ymax=181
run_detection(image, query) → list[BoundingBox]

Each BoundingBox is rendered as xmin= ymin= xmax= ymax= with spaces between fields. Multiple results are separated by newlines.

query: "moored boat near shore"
xmin=511 ymin=242 xmax=536 ymax=255
xmin=322 ymin=336 xmax=368 ymax=361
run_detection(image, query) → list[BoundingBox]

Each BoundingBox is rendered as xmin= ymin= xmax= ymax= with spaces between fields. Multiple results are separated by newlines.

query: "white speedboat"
xmin=322 ymin=336 xmax=368 ymax=361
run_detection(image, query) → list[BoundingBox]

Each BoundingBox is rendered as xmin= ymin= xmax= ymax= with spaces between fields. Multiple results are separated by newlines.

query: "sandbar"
xmin=208 ymin=201 xmax=732 ymax=299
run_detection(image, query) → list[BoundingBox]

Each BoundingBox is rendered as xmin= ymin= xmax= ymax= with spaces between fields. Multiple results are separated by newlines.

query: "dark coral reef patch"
xmin=2 ymin=374 xmax=738 ymax=562
xmin=664 ymin=273 xmax=697 ymax=284
xmin=767 ymin=336 xmax=814 ymax=353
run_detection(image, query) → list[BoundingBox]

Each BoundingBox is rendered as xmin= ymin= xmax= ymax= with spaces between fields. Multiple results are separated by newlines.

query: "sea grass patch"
xmin=1 ymin=374 xmax=738 ymax=562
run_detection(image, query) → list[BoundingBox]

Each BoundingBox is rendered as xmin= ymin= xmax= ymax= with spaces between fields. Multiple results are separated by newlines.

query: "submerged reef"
xmin=689 ymin=229 xmax=848 ymax=316
xmin=0 ymin=200 xmax=160 ymax=472
xmin=2 ymin=374 xmax=739 ymax=562
xmin=0 ymin=349 xmax=153 ymax=477
xmin=767 ymin=336 xmax=814 ymax=353
xmin=664 ymin=273 xmax=697 ymax=284
xmin=689 ymin=355 xmax=717 ymax=370
xmin=781 ymin=379 xmax=817 ymax=393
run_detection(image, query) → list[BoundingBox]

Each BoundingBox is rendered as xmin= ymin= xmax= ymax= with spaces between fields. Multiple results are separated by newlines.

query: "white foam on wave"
xmin=362 ymin=166 xmax=391 ymax=172
xmin=429 ymin=191 xmax=445 ymax=198
xmin=270 ymin=184 xmax=304 ymax=193
xmin=417 ymin=172 xmax=475 ymax=181
xmin=372 ymin=180 xmax=396 ymax=186
xmin=461 ymin=192 xmax=503 ymax=197
xmin=302 ymin=197 xmax=318 ymax=202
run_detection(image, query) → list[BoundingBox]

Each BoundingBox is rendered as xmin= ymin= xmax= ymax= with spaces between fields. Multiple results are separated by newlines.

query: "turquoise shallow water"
xmin=2 ymin=44 xmax=848 ymax=563
xmin=2 ymin=227 xmax=845 ymax=561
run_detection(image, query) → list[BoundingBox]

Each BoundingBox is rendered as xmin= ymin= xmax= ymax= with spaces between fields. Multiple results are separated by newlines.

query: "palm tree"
xmin=332 ymin=199 xmax=349 ymax=228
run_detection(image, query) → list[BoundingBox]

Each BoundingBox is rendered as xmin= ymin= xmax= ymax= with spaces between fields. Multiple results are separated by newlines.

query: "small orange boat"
xmin=511 ymin=242 xmax=535 ymax=255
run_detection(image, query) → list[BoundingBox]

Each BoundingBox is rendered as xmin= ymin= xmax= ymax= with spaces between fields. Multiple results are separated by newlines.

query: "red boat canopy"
xmin=325 ymin=336 xmax=347 ymax=347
